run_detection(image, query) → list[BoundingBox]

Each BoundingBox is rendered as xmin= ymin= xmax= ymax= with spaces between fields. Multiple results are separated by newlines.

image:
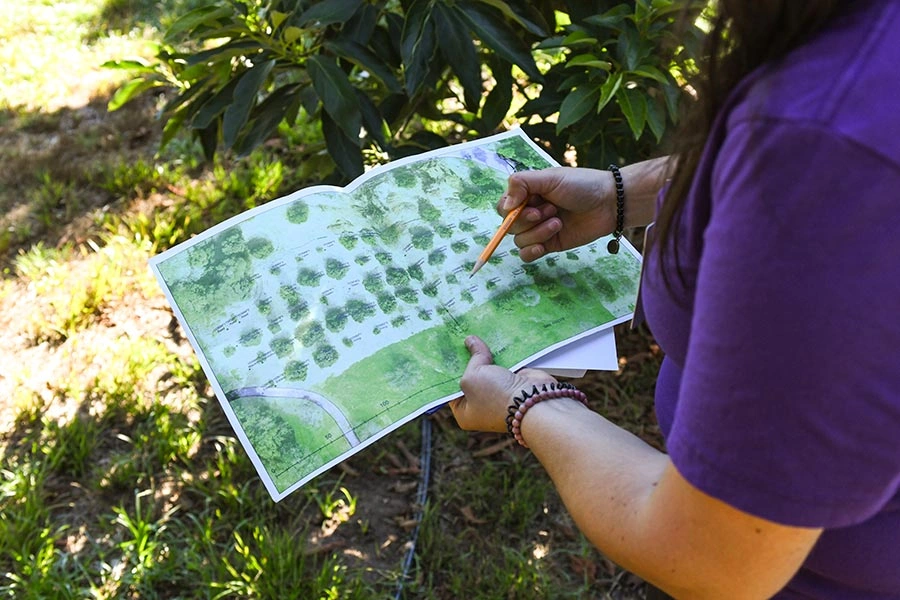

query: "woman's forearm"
xmin=521 ymin=399 xmax=668 ymax=571
xmin=520 ymin=398 xmax=820 ymax=599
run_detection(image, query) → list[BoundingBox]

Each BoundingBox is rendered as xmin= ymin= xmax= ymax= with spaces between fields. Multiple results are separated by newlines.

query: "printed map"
xmin=151 ymin=130 xmax=642 ymax=501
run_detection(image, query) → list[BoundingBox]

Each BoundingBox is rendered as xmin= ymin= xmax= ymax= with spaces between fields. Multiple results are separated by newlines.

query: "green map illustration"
xmin=151 ymin=130 xmax=641 ymax=501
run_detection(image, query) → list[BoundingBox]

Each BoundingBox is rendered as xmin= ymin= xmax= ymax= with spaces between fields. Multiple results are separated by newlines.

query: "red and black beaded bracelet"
xmin=506 ymin=382 xmax=589 ymax=448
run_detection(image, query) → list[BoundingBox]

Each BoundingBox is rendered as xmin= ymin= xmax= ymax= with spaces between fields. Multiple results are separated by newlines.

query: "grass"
xmin=0 ymin=0 xmax=664 ymax=598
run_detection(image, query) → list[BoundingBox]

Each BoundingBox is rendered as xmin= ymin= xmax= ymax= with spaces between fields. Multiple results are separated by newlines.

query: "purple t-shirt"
xmin=640 ymin=1 xmax=900 ymax=597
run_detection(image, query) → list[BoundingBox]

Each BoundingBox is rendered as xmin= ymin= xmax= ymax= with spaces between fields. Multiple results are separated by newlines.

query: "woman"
xmin=450 ymin=1 xmax=900 ymax=598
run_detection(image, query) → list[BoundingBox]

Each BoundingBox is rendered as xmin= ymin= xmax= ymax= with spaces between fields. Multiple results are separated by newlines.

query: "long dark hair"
xmin=654 ymin=1 xmax=842 ymax=267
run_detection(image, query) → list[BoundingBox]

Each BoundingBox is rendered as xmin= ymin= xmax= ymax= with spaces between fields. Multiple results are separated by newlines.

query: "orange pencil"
xmin=469 ymin=203 xmax=525 ymax=277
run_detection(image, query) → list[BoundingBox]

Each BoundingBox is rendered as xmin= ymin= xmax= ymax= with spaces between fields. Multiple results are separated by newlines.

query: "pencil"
xmin=469 ymin=203 xmax=525 ymax=277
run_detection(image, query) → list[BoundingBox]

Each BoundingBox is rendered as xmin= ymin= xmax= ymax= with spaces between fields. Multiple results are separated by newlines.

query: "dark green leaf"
xmin=433 ymin=3 xmax=482 ymax=110
xmin=616 ymin=24 xmax=644 ymax=71
xmin=517 ymin=92 xmax=563 ymax=119
xmin=482 ymin=60 xmax=513 ymax=131
xmin=107 ymin=78 xmax=161 ymax=111
xmin=616 ymin=87 xmax=647 ymax=140
xmin=557 ymin=73 xmax=586 ymax=92
xmin=631 ymin=64 xmax=668 ymax=85
xmin=307 ymin=54 xmax=362 ymax=141
xmin=322 ymin=113 xmax=364 ymax=179
xmin=411 ymin=130 xmax=448 ymax=149
xmin=560 ymin=30 xmax=598 ymax=46
xmin=473 ymin=0 xmax=547 ymax=36
xmin=378 ymin=92 xmax=409 ymax=125
xmin=597 ymin=72 xmax=623 ymax=113
xmin=455 ymin=1 xmax=541 ymax=81
xmin=343 ymin=3 xmax=379 ymax=44
xmin=370 ymin=25 xmax=401 ymax=70
xmin=325 ymin=39 xmax=401 ymax=92
xmin=565 ymin=54 xmax=612 ymax=71
xmin=191 ymin=77 xmax=242 ymax=130
xmin=160 ymin=104 xmax=192 ymax=150
xmin=165 ymin=5 xmax=234 ymax=42
xmin=198 ymin=121 xmax=219 ymax=162
xmin=160 ymin=79 xmax=211 ymax=117
xmin=234 ymin=84 xmax=300 ymax=156
xmin=556 ymin=84 xmax=601 ymax=133
xmin=222 ymin=59 xmax=275 ymax=149
xmin=354 ymin=89 xmax=389 ymax=146
xmin=569 ymin=114 xmax=603 ymax=145
xmin=297 ymin=0 xmax=363 ymax=28
xmin=662 ymin=73 xmax=682 ymax=123
xmin=401 ymin=0 xmax=437 ymax=95
xmin=535 ymin=35 xmax=566 ymax=50
xmin=584 ymin=4 xmax=631 ymax=30
xmin=185 ymin=40 xmax=259 ymax=67
xmin=646 ymin=95 xmax=666 ymax=142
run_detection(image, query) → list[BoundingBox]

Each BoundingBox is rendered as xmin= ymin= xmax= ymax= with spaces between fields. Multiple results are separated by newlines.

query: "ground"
xmin=0 ymin=13 xmax=666 ymax=596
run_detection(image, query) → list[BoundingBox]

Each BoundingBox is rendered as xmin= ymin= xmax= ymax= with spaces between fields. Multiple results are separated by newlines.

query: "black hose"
xmin=393 ymin=416 xmax=433 ymax=600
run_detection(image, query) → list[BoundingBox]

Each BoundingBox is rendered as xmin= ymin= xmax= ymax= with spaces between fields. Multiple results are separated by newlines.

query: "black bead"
xmin=607 ymin=238 xmax=620 ymax=254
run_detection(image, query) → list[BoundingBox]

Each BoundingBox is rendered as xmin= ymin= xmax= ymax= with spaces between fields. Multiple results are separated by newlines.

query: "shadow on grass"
xmin=0 ymin=91 xmax=163 ymax=262
xmin=84 ymin=0 xmax=209 ymax=40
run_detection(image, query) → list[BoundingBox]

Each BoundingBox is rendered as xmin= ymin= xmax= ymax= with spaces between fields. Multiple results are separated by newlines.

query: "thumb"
xmin=463 ymin=335 xmax=493 ymax=369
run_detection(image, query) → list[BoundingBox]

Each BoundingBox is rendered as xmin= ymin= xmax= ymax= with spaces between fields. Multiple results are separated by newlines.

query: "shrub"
xmin=107 ymin=0 xmax=706 ymax=177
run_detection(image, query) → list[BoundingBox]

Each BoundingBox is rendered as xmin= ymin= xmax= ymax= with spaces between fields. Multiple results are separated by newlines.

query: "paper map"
xmin=150 ymin=129 xmax=642 ymax=501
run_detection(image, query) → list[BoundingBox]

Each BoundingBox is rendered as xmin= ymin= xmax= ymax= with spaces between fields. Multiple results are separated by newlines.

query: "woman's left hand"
xmin=450 ymin=335 xmax=559 ymax=433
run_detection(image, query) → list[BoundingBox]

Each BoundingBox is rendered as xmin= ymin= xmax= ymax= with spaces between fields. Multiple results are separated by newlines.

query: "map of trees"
xmin=152 ymin=131 xmax=641 ymax=500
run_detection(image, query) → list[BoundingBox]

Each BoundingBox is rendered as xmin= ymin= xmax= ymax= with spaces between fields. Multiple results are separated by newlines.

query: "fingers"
xmin=516 ymin=244 xmax=546 ymax=263
xmin=513 ymin=217 xmax=562 ymax=250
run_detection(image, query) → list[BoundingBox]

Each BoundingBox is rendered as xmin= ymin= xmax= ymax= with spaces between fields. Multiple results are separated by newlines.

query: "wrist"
xmin=506 ymin=383 xmax=589 ymax=448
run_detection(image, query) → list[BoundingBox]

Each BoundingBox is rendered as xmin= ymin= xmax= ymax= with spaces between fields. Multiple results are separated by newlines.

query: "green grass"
xmin=0 ymin=0 xmax=663 ymax=597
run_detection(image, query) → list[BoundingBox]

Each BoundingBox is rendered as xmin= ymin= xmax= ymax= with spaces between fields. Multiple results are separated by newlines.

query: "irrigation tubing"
xmin=393 ymin=416 xmax=433 ymax=600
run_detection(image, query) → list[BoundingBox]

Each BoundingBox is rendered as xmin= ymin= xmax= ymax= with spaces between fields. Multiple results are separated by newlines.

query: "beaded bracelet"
xmin=505 ymin=382 xmax=589 ymax=448
xmin=607 ymin=164 xmax=625 ymax=254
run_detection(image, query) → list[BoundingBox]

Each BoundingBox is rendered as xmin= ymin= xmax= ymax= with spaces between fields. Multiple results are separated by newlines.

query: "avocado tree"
xmin=325 ymin=306 xmax=348 ymax=332
xmin=313 ymin=344 xmax=339 ymax=368
xmin=325 ymin=258 xmax=349 ymax=280
xmin=108 ymin=1 xmax=706 ymax=178
xmin=297 ymin=267 xmax=323 ymax=287
xmin=247 ymin=236 xmax=275 ymax=259
xmin=345 ymin=298 xmax=376 ymax=323
xmin=283 ymin=360 xmax=308 ymax=381
xmin=297 ymin=321 xmax=326 ymax=347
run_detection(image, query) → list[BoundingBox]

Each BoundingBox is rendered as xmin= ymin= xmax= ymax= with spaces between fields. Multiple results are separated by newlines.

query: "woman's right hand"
xmin=500 ymin=157 xmax=670 ymax=262
xmin=499 ymin=167 xmax=619 ymax=262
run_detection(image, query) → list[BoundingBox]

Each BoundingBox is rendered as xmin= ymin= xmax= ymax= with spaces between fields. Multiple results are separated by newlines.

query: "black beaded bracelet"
xmin=506 ymin=382 xmax=589 ymax=448
xmin=607 ymin=164 xmax=625 ymax=254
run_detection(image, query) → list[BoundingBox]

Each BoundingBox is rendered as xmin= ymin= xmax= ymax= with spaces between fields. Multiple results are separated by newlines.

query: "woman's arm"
xmin=523 ymin=399 xmax=821 ymax=599
xmin=454 ymin=336 xmax=822 ymax=600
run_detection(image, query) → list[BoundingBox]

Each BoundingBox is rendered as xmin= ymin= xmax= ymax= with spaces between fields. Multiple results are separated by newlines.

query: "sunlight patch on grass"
xmin=14 ymin=234 xmax=157 ymax=341
xmin=0 ymin=0 xmax=156 ymax=112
